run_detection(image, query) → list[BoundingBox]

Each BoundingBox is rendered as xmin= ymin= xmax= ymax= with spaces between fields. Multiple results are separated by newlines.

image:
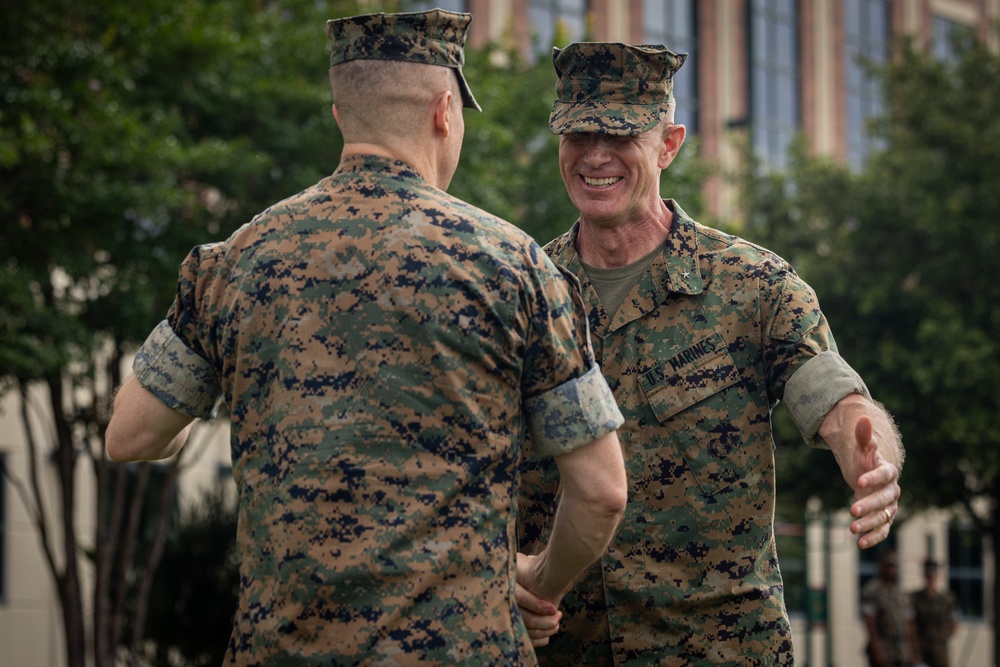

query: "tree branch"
xmin=17 ymin=380 xmax=60 ymax=582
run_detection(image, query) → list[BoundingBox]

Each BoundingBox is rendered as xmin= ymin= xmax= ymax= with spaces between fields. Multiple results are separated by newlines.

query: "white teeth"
xmin=583 ymin=176 xmax=621 ymax=187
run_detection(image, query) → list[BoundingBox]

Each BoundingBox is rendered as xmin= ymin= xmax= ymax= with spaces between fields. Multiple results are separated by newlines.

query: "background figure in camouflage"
xmin=862 ymin=550 xmax=919 ymax=667
xmin=516 ymin=42 xmax=905 ymax=665
xmin=911 ymin=558 xmax=958 ymax=667
xmin=105 ymin=11 xmax=628 ymax=665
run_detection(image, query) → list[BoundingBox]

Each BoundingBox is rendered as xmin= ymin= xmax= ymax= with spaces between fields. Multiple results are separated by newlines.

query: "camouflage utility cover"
xmin=549 ymin=42 xmax=687 ymax=136
xmin=134 ymin=154 xmax=622 ymax=664
xmin=519 ymin=202 xmax=868 ymax=666
xmin=326 ymin=9 xmax=481 ymax=110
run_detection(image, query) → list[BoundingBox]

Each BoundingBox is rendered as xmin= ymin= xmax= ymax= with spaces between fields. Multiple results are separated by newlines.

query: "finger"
xmin=515 ymin=582 xmax=558 ymax=616
xmin=851 ymin=473 xmax=900 ymax=517
xmin=856 ymin=459 xmax=898 ymax=492
xmin=851 ymin=495 xmax=899 ymax=547
xmin=851 ymin=488 xmax=899 ymax=521
xmin=853 ymin=451 xmax=900 ymax=498
xmin=851 ymin=504 xmax=894 ymax=535
xmin=524 ymin=615 xmax=561 ymax=636
xmin=520 ymin=605 xmax=562 ymax=631
xmin=526 ymin=621 xmax=560 ymax=635
xmin=521 ymin=603 xmax=561 ymax=645
xmin=856 ymin=517 xmax=893 ymax=549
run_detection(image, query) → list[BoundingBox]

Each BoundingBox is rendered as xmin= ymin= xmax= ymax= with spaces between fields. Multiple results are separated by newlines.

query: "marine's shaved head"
xmin=330 ymin=60 xmax=461 ymax=144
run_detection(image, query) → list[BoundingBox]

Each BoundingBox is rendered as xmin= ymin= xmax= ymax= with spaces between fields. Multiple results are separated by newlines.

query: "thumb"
xmin=855 ymin=415 xmax=874 ymax=452
xmin=515 ymin=582 xmax=558 ymax=616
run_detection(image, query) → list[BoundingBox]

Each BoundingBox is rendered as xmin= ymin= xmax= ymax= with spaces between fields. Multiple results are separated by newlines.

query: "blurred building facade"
xmin=1 ymin=1 xmax=996 ymax=665
xmin=423 ymin=0 xmax=1000 ymax=218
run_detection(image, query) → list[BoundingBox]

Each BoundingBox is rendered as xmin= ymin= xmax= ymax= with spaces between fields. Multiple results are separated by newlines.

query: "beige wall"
xmin=0 ymin=386 xmax=74 ymax=666
xmin=795 ymin=507 xmax=993 ymax=667
xmin=0 ymin=377 xmax=233 ymax=667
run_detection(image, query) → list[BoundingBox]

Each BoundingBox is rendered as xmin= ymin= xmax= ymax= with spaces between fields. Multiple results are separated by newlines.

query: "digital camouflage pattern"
xmin=519 ymin=202 xmax=869 ymax=666
xmin=912 ymin=588 xmax=956 ymax=667
xmin=549 ymin=43 xmax=687 ymax=136
xmin=326 ymin=9 xmax=481 ymax=110
xmin=133 ymin=153 xmax=623 ymax=665
xmin=862 ymin=578 xmax=915 ymax=665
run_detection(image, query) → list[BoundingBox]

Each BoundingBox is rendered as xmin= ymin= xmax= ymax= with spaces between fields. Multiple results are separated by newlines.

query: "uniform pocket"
xmin=639 ymin=333 xmax=758 ymax=496
xmin=639 ymin=333 xmax=740 ymax=424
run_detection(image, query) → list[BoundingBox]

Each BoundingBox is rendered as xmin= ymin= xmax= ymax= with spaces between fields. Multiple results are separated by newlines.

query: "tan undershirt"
xmin=581 ymin=243 xmax=663 ymax=320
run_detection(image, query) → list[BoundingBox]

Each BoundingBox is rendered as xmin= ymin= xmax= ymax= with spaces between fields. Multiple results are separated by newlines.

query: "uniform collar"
xmin=549 ymin=199 xmax=703 ymax=297
xmin=548 ymin=200 xmax=703 ymax=335
xmin=333 ymin=153 xmax=425 ymax=182
xmin=660 ymin=199 xmax=704 ymax=296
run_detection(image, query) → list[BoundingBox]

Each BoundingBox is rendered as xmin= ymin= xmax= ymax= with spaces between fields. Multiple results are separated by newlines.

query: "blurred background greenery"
xmin=2 ymin=0 xmax=999 ymax=664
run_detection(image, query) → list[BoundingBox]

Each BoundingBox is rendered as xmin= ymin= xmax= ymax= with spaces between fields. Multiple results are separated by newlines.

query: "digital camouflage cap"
xmin=326 ymin=9 xmax=481 ymax=111
xmin=549 ymin=42 xmax=687 ymax=135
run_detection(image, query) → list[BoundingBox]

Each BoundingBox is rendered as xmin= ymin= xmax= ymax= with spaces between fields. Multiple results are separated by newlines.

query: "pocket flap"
xmin=638 ymin=333 xmax=740 ymax=422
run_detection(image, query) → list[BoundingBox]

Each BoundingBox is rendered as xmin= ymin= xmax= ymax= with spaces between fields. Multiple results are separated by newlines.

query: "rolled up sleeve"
xmin=133 ymin=319 xmax=222 ymax=419
xmin=524 ymin=364 xmax=624 ymax=459
xmin=783 ymin=350 xmax=870 ymax=448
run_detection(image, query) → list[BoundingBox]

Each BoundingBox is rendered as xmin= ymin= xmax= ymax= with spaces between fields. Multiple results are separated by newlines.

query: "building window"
xmin=408 ymin=0 xmax=468 ymax=12
xmin=642 ymin=0 xmax=698 ymax=133
xmin=748 ymin=0 xmax=800 ymax=170
xmin=843 ymin=0 xmax=890 ymax=169
xmin=948 ymin=520 xmax=985 ymax=619
xmin=529 ymin=0 xmax=588 ymax=53
xmin=932 ymin=16 xmax=974 ymax=61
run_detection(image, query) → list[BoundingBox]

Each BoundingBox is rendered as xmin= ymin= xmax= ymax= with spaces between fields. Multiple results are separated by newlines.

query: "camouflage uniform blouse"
xmin=862 ymin=578 xmax=915 ymax=665
xmin=519 ymin=201 xmax=868 ymax=666
xmin=133 ymin=154 xmax=622 ymax=666
xmin=912 ymin=588 xmax=956 ymax=667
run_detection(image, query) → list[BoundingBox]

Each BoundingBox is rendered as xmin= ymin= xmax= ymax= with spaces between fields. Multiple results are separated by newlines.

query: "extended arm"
xmin=106 ymin=375 xmax=195 ymax=462
xmin=515 ymin=430 xmax=626 ymax=646
xmin=517 ymin=430 xmax=627 ymax=602
xmin=818 ymin=393 xmax=903 ymax=548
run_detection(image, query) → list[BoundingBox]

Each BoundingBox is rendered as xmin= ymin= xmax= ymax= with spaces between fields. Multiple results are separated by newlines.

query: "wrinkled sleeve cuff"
xmin=784 ymin=350 xmax=870 ymax=449
xmin=133 ymin=320 xmax=221 ymax=419
xmin=524 ymin=364 xmax=624 ymax=459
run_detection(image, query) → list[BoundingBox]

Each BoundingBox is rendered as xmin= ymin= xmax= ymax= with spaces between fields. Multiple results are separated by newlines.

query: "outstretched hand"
xmin=819 ymin=394 xmax=903 ymax=550
xmin=846 ymin=415 xmax=900 ymax=549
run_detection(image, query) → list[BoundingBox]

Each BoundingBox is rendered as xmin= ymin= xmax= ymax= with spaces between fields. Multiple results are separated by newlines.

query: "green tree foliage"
xmin=1 ymin=1 xmax=712 ymax=664
xmin=1 ymin=0 xmax=344 ymax=369
xmin=0 ymin=1 xmax=353 ymax=665
xmin=448 ymin=45 xmax=577 ymax=244
xmin=740 ymin=32 xmax=999 ymax=659
xmin=143 ymin=488 xmax=240 ymax=667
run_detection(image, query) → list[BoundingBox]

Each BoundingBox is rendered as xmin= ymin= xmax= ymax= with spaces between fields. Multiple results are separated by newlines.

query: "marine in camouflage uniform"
xmin=517 ymin=42 xmax=905 ymax=666
xmin=105 ymin=11 xmax=627 ymax=666
xmin=912 ymin=559 xmax=957 ymax=667
xmin=862 ymin=551 xmax=916 ymax=667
